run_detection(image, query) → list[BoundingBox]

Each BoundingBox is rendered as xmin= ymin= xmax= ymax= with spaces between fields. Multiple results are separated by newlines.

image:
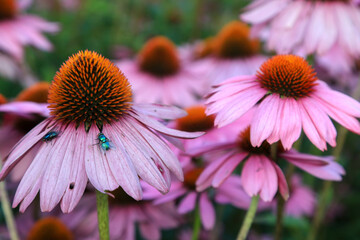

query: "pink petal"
xmin=199 ymin=192 xmax=216 ymax=230
xmin=177 ymin=192 xmax=197 ymax=214
xmin=132 ymin=103 xmax=187 ymax=120
xmin=124 ymin=116 xmax=184 ymax=181
xmin=40 ymin=125 xmax=75 ymax=211
xmin=271 ymin=161 xmax=289 ymax=200
xmin=251 ymin=94 xmax=281 ymax=147
xmin=113 ymin=120 xmax=169 ymax=193
xmin=139 ymin=223 xmax=160 ymax=240
xmin=279 ymin=98 xmax=302 ymax=150
xmin=61 ymin=124 xmax=88 ymax=213
xmin=84 ymin=125 xmax=120 ymax=193
xmin=128 ymin=110 xmax=204 ymax=139
xmin=0 ymin=119 xmax=55 ymax=180
xmin=212 ymin=154 xmax=245 ymax=187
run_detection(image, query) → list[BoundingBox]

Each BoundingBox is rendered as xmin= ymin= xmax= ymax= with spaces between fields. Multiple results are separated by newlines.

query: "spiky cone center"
xmin=257 ymin=55 xmax=318 ymax=98
xmin=48 ymin=50 xmax=132 ymax=131
xmin=0 ymin=0 xmax=17 ymax=20
xmin=213 ymin=21 xmax=260 ymax=59
xmin=176 ymin=105 xmax=215 ymax=132
xmin=16 ymin=82 xmax=50 ymax=103
xmin=26 ymin=217 xmax=74 ymax=240
xmin=138 ymin=36 xmax=180 ymax=77
xmin=108 ymin=187 xmax=138 ymax=205
xmin=184 ymin=167 xmax=204 ymax=190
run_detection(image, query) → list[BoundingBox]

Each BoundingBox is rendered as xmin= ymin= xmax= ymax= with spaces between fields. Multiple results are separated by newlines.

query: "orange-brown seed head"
xmin=16 ymin=82 xmax=50 ymax=103
xmin=0 ymin=0 xmax=17 ymax=20
xmin=176 ymin=105 xmax=214 ymax=132
xmin=138 ymin=36 xmax=180 ymax=77
xmin=48 ymin=50 xmax=132 ymax=130
xmin=238 ymin=127 xmax=271 ymax=155
xmin=26 ymin=217 xmax=74 ymax=240
xmin=213 ymin=21 xmax=260 ymax=59
xmin=193 ymin=37 xmax=215 ymax=59
xmin=257 ymin=55 xmax=318 ymax=98
xmin=0 ymin=94 xmax=7 ymax=104
xmin=184 ymin=167 xmax=204 ymax=190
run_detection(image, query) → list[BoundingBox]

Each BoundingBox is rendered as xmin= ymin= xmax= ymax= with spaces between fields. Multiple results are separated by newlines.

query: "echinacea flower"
xmin=241 ymin=0 xmax=360 ymax=71
xmin=0 ymin=50 xmax=203 ymax=213
xmin=82 ymin=188 xmax=181 ymax=240
xmin=194 ymin=127 xmax=344 ymax=202
xmin=117 ymin=36 xmax=208 ymax=107
xmin=0 ymin=0 xmax=59 ymax=61
xmin=206 ymin=55 xmax=360 ymax=151
xmin=193 ymin=21 xmax=267 ymax=85
xmin=0 ymin=82 xmax=50 ymax=181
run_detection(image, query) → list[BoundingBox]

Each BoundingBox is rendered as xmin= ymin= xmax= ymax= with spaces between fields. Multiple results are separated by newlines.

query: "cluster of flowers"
xmin=0 ymin=0 xmax=359 ymax=239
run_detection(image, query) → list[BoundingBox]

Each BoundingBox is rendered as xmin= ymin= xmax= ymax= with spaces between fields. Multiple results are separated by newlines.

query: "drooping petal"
xmin=177 ymin=192 xmax=197 ymax=214
xmin=199 ymin=193 xmax=216 ymax=230
xmin=40 ymin=124 xmax=75 ymax=211
xmin=251 ymin=94 xmax=281 ymax=147
xmin=61 ymin=124 xmax=88 ymax=213
xmin=212 ymin=153 xmax=245 ymax=187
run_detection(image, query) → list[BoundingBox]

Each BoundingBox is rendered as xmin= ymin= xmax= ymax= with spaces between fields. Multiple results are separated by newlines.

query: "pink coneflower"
xmin=206 ymin=55 xmax=360 ymax=151
xmin=194 ymin=127 xmax=345 ymax=202
xmin=83 ymin=187 xmax=181 ymax=240
xmin=0 ymin=82 xmax=50 ymax=181
xmin=117 ymin=36 xmax=208 ymax=107
xmin=192 ymin=21 xmax=267 ymax=85
xmin=0 ymin=50 xmax=203 ymax=213
xmin=0 ymin=0 xmax=59 ymax=61
xmin=241 ymin=0 xmax=360 ymax=70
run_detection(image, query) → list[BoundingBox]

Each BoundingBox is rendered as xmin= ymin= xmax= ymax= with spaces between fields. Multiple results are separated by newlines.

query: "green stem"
xmin=236 ymin=195 xmax=260 ymax=240
xmin=0 ymin=161 xmax=19 ymax=240
xmin=191 ymin=204 xmax=201 ymax=240
xmin=96 ymin=190 xmax=110 ymax=240
xmin=307 ymin=78 xmax=360 ymax=240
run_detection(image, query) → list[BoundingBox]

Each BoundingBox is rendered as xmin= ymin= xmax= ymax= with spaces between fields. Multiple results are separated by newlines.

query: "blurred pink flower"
xmin=116 ymin=36 xmax=208 ymax=107
xmin=206 ymin=55 xmax=360 ymax=151
xmin=191 ymin=21 xmax=267 ymax=85
xmin=0 ymin=0 xmax=59 ymax=61
xmin=143 ymin=166 xmax=216 ymax=230
xmin=0 ymin=51 xmax=203 ymax=213
xmin=282 ymin=175 xmax=316 ymax=217
xmin=9 ymin=196 xmax=95 ymax=240
xmin=193 ymin=126 xmax=344 ymax=202
xmin=241 ymin=0 xmax=360 ymax=63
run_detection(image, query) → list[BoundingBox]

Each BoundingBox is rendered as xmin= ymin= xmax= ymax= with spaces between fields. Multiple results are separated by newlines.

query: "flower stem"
xmin=308 ymin=78 xmax=360 ymax=240
xmin=236 ymin=195 xmax=260 ymax=240
xmin=96 ymin=190 xmax=110 ymax=240
xmin=191 ymin=204 xmax=201 ymax=240
xmin=0 ymin=161 xmax=19 ymax=240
